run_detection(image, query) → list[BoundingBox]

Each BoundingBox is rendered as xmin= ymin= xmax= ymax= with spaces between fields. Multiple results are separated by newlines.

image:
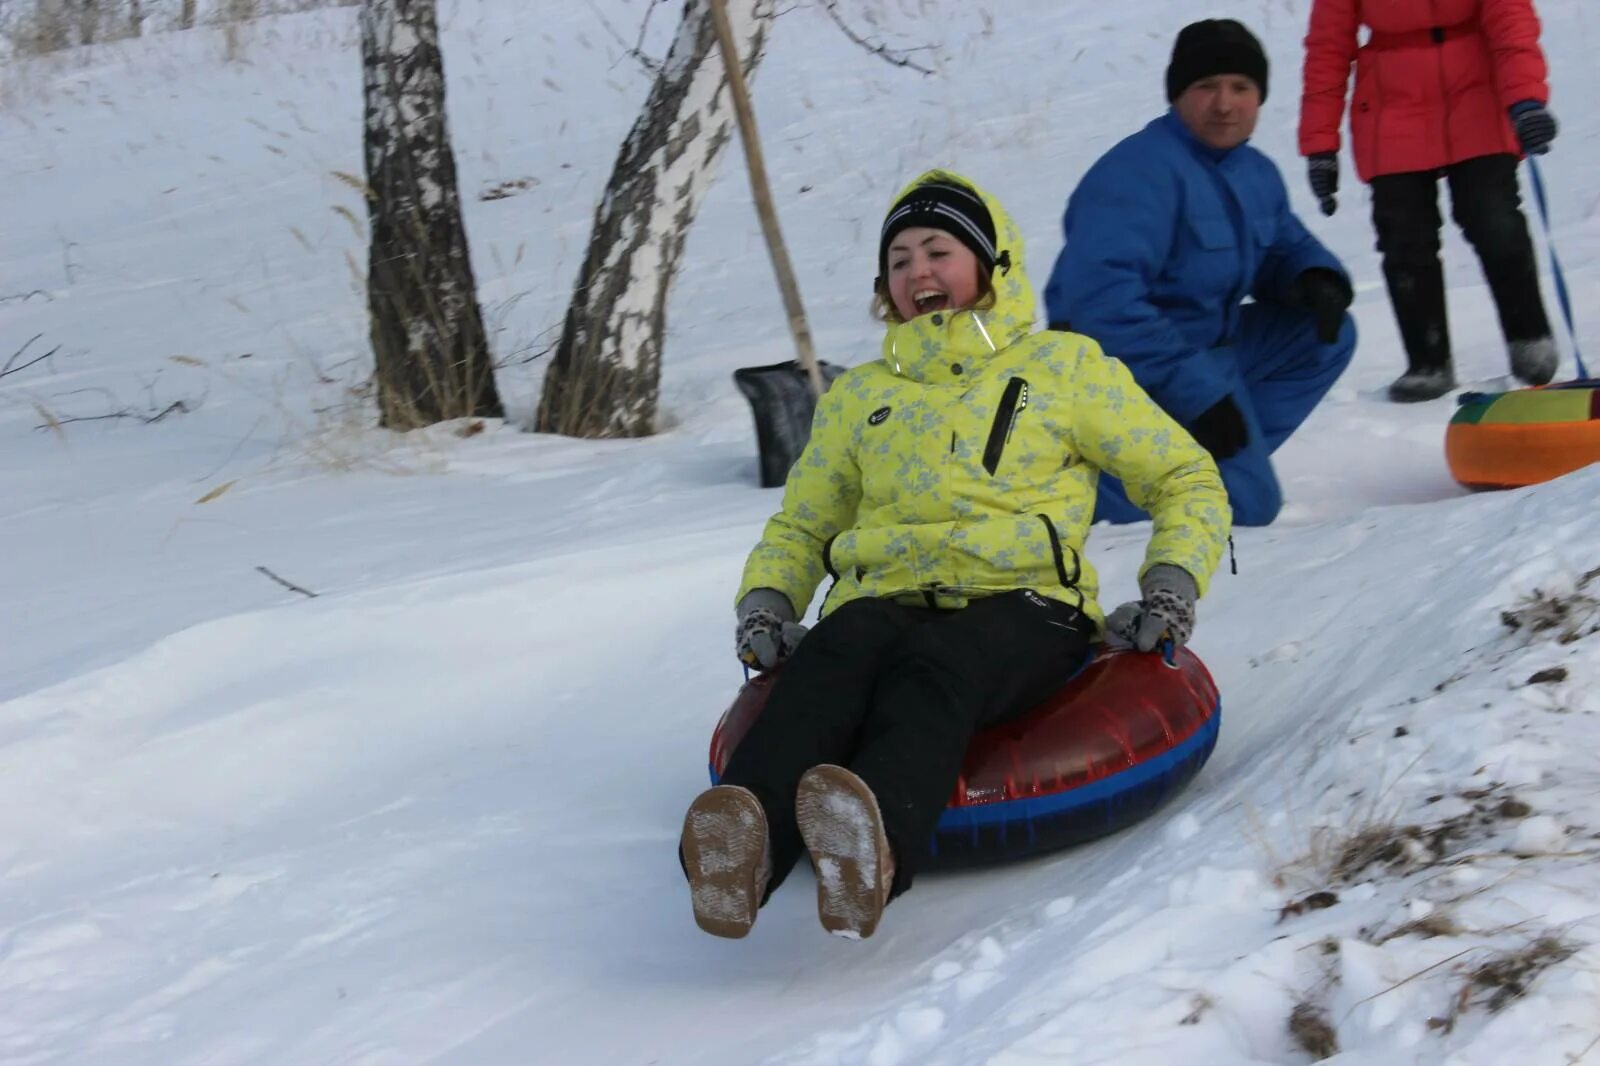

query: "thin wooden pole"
xmin=706 ymin=0 xmax=824 ymax=398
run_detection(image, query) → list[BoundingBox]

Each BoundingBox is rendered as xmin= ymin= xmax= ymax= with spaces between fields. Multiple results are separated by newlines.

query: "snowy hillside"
xmin=2 ymin=1 xmax=1599 ymax=1063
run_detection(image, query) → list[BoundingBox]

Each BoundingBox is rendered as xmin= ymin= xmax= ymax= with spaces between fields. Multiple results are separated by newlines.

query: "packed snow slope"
xmin=2 ymin=1 xmax=1599 ymax=1063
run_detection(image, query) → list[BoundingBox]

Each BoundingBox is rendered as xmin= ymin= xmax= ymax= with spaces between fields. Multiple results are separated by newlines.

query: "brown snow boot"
xmin=680 ymin=785 xmax=771 ymax=939
xmin=795 ymin=765 xmax=895 ymax=940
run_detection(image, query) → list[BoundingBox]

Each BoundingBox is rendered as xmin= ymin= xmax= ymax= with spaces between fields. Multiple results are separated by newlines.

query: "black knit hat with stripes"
xmin=878 ymin=180 xmax=997 ymax=283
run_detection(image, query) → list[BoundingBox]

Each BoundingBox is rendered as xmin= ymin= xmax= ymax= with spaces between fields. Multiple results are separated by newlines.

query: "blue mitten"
xmin=735 ymin=589 xmax=808 ymax=670
xmin=1105 ymin=564 xmax=1199 ymax=653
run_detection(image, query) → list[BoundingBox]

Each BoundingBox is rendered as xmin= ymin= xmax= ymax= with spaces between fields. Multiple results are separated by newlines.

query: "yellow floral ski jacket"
xmin=737 ymin=170 xmax=1231 ymax=634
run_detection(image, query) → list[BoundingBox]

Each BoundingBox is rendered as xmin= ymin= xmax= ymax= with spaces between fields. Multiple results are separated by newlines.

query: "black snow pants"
xmin=718 ymin=589 xmax=1094 ymax=901
xmin=1370 ymin=153 xmax=1551 ymax=373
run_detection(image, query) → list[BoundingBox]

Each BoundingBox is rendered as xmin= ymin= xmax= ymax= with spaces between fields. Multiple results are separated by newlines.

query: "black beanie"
xmin=1165 ymin=19 xmax=1268 ymax=103
xmin=878 ymin=180 xmax=998 ymax=282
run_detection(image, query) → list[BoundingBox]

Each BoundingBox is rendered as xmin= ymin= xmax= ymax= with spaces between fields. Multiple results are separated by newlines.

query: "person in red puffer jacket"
xmin=1298 ymin=0 xmax=1560 ymax=402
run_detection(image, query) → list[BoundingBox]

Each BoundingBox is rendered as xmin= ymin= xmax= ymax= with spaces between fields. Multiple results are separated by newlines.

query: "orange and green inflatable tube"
xmin=1446 ymin=380 xmax=1600 ymax=490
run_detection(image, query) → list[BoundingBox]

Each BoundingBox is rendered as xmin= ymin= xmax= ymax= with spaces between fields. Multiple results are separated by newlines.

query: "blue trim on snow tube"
xmin=922 ymin=701 xmax=1220 ymax=869
xmin=937 ymin=700 xmax=1222 ymax=831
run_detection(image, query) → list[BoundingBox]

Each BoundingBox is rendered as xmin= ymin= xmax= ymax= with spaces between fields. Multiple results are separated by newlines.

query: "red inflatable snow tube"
xmin=708 ymin=647 xmax=1221 ymax=869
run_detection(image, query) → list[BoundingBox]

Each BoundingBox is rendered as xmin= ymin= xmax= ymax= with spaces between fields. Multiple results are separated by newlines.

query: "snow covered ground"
xmin=2 ymin=0 xmax=1599 ymax=1062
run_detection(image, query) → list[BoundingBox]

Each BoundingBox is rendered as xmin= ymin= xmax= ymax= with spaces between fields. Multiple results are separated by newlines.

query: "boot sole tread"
xmin=796 ymin=765 xmax=891 ymax=941
xmin=682 ymin=786 xmax=768 ymax=939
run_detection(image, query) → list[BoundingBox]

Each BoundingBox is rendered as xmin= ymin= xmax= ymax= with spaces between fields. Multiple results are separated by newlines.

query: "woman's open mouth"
xmin=913 ymin=290 xmax=950 ymax=314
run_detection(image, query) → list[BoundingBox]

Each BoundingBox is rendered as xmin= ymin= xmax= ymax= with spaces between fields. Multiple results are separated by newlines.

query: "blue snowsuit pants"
xmin=1094 ymin=303 xmax=1356 ymax=527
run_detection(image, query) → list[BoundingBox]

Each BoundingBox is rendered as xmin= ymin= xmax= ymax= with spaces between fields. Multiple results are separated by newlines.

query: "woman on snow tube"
xmin=678 ymin=170 xmax=1233 ymax=941
xmin=708 ymin=642 xmax=1223 ymax=870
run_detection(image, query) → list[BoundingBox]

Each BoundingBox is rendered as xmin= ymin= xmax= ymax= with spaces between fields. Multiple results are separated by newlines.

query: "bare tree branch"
xmin=1 ymin=334 xmax=60 ymax=380
xmin=256 ymin=565 xmax=319 ymax=599
xmin=817 ymin=0 xmax=934 ymax=75
xmin=630 ymin=0 xmax=671 ymax=68
xmin=143 ymin=398 xmax=191 ymax=423
xmin=32 ymin=398 xmax=191 ymax=429
xmin=584 ymin=0 xmax=667 ymax=75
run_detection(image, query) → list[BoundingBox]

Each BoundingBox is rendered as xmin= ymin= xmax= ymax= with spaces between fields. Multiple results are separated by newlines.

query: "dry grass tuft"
xmin=1500 ymin=569 xmax=1600 ymax=645
xmin=1369 ymin=910 xmax=1462 ymax=945
xmin=1301 ymin=787 xmax=1534 ymax=886
xmin=1429 ymin=934 xmax=1580 ymax=1033
xmin=1288 ymin=1001 xmax=1339 ymax=1060
xmin=1178 ymin=992 xmax=1213 ymax=1026
xmin=1279 ymin=890 xmax=1340 ymax=923
xmin=1467 ymin=935 xmax=1577 ymax=1013
xmin=478 ymin=176 xmax=540 ymax=202
xmin=1327 ymin=823 xmax=1435 ymax=883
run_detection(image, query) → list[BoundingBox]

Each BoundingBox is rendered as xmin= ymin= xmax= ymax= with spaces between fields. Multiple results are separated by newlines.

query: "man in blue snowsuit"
xmin=1045 ymin=19 xmax=1357 ymax=527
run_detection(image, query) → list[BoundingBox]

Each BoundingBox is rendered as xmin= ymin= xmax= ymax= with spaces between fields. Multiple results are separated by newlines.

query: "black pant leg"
xmin=719 ymin=596 xmax=923 ymax=896
xmin=848 ymin=590 xmax=1095 ymax=897
xmin=1446 ymin=154 xmax=1552 ymax=344
xmin=1371 ymin=169 xmax=1451 ymax=372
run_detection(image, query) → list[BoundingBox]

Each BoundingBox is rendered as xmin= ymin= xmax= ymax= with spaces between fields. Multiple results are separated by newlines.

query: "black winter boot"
xmin=1509 ymin=337 xmax=1559 ymax=386
xmin=1445 ymin=155 xmax=1556 ymax=384
xmin=1388 ymin=366 xmax=1457 ymax=403
xmin=1372 ymin=171 xmax=1459 ymax=404
xmin=1383 ymin=256 xmax=1455 ymax=403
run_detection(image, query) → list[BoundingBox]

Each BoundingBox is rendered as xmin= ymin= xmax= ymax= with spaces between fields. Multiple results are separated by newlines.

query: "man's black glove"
xmin=1510 ymin=101 xmax=1557 ymax=156
xmin=1292 ymin=268 xmax=1353 ymax=344
xmin=1187 ymin=396 xmax=1248 ymax=460
xmin=1306 ymin=152 xmax=1339 ymax=216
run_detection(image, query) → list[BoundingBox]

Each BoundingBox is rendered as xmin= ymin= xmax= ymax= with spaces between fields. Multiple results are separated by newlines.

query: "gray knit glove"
xmin=735 ymin=588 xmax=808 ymax=670
xmin=1105 ymin=564 xmax=1199 ymax=653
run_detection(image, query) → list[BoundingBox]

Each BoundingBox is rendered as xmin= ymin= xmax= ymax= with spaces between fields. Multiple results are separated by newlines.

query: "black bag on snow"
xmin=733 ymin=359 xmax=846 ymax=488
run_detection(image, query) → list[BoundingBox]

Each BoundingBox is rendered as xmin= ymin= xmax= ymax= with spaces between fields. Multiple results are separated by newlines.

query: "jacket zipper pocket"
xmin=982 ymin=377 xmax=1029 ymax=476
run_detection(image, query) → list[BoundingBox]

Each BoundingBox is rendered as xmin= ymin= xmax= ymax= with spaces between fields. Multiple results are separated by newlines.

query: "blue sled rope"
xmin=1527 ymin=156 xmax=1589 ymax=381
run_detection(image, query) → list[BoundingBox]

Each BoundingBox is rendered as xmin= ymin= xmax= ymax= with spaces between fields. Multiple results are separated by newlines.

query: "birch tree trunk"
xmin=535 ymin=0 xmax=772 ymax=439
xmin=360 ymin=0 xmax=503 ymax=428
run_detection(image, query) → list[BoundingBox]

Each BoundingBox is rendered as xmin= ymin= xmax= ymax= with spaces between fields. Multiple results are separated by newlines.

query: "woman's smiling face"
xmin=884 ymin=227 xmax=983 ymax=322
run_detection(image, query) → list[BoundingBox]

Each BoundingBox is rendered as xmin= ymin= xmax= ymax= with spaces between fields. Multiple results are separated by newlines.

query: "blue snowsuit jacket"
xmin=1044 ymin=110 xmax=1348 ymax=425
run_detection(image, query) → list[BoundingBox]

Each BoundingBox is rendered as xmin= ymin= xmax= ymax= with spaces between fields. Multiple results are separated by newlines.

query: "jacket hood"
xmin=879 ymin=169 xmax=1035 ymax=382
